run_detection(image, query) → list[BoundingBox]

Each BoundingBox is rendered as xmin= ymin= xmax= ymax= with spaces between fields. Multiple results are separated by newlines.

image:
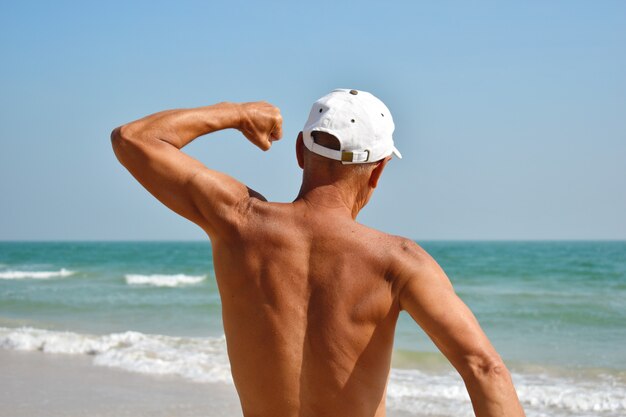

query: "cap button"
xmin=349 ymin=89 xmax=358 ymax=95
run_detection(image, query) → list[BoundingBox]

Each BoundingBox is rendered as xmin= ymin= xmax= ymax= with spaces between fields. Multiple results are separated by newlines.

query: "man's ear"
xmin=296 ymin=132 xmax=304 ymax=169
xmin=369 ymin=156 xmax=391 ymax=189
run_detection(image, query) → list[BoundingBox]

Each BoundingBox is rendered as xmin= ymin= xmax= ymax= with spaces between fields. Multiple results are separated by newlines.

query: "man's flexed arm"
xmin=111 ymin=102 xmax=282 ymax=238
xmin=394 ymin=240 xmax=525 ymax=417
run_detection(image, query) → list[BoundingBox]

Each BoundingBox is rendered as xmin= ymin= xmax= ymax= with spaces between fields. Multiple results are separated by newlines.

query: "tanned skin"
xmin=111 ymin=101 xmax=525 ymax=417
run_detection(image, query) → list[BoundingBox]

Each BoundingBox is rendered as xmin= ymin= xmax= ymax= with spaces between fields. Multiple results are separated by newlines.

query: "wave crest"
xmin=387 ymin=368 xmax=626 ymax=416
xmin=125 ymin=274 xmax=205 ymax=287
xmin=0 ymin=327 xmax=232 ymax=384
xmin=0 ymin=268 xmax=74 ymax=280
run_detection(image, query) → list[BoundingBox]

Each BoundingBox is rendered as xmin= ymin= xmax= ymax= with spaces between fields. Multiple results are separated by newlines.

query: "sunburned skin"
xmin=112 ymin=100 xmax=525 ymax=417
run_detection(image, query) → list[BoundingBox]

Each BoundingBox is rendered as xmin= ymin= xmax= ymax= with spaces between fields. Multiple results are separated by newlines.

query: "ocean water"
xmin=0 ymin=241 xmax=625 ymax=416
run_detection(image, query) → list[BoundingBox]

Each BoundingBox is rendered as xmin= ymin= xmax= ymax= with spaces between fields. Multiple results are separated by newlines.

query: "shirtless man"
xmin=111 ymin=89 xmax=525 ymax=417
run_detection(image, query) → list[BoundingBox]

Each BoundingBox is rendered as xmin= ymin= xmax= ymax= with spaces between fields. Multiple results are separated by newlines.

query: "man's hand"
xmin=237 ymin=101 xmax=283 ymax=151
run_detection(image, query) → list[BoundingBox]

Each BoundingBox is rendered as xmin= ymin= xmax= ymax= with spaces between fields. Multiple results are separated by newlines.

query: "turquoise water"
xmin=1 ymin=241 xmax=623 ymax=370
xmin=0 ymin=242 xmax=222 ymax=336
xmin=1 ymin=241 xmax=625 ymax=416
xmin=398 ymin=241 xmax=626 ymax=370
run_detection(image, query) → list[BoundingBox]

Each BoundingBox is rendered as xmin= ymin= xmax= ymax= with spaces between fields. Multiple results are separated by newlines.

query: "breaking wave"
xmin=1 ymin=326 xmax=624 ymax=416
xmin=0 ymin=268 xmax=75 ymax=280
xmin=124 ymin=274 xmax=206 ymax=287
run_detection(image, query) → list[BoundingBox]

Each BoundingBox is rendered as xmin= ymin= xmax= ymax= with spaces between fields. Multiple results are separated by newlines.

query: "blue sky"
xmin=1 ymin=1 xmax=624 ymax=240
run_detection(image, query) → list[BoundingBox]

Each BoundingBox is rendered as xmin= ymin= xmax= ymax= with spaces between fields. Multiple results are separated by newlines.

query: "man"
xmin=111 ymin=89 xmax=525 ymax=417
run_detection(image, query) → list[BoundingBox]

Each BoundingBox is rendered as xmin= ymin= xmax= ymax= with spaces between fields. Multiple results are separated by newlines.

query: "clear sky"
xmin=1 ymin=1 xmax=624 ymax=241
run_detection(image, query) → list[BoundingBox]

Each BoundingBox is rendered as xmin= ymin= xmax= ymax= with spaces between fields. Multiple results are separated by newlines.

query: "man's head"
xmin=296 ymin=89 xmax=401 ymax=209
xmin=302 ymin=88 xmax=401 ymax=164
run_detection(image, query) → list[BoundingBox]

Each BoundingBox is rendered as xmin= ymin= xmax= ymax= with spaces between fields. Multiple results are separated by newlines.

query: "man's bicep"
xmin=113 ymin=133 xmax=260 ymax=236
xmin=398 ymin=259 xmax=498 ymax=374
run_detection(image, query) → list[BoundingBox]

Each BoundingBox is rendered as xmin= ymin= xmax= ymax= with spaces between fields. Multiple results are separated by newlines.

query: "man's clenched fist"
xmin=237 ymin=102 xmax=283 ymax=151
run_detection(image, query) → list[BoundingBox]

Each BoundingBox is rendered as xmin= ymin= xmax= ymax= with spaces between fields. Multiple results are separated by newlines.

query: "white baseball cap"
xmin=302 ymin=88 xmax=402 ymax=164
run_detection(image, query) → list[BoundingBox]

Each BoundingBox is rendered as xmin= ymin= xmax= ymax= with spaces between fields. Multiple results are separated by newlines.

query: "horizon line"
xmin=1 ymin=238 xmax=625 ymax=243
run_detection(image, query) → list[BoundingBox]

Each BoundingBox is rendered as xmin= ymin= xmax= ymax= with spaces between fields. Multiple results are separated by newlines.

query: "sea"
xmin=0 ymin=241 xmax=624 ymax=417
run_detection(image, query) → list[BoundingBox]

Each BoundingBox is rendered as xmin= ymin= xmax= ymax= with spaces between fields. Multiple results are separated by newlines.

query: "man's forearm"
xmin=117 ymin=102 xmax=242 ymax=150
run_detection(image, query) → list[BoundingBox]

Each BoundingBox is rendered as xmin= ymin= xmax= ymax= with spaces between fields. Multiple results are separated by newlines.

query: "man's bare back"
xmin=112 ymin=93 xmax=525 ymax=416
xmin=215 ymin=200 xmax=405 ymax=416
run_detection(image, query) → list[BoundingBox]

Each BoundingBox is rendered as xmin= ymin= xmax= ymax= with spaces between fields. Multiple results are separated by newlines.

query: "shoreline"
xmin=0 ymin=349 xmax=426 ymax=417
xmin=0 ymin=349 xmax=242 ymax=417
xmin=2 ymin=344 xmax=625 ymax=417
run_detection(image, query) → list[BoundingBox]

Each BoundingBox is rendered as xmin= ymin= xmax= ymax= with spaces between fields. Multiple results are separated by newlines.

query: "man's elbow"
xmin=110 ymin=126 xmax=122 ymax=147
xmin=110 ymin=124 xmax=134 ymax=148
xmin=110 ymin=125 xmax=127 ymax=161
xmin=110 ymin=124 xmax=142 ymax=162
xmin=460 ymin=353 xmax=512 ymax=383
xmin=111 ymin=124 xmax=143 ymax=169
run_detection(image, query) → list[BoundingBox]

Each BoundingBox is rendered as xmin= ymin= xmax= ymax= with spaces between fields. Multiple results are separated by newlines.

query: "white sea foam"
xmin=125 ymin=274 xmax=206 ymax=287
xmin=1 ymin=326 xmax=625 ymax=416
xmin=387 ymin=368 xmax=626 ymax=417
xmin=0 ymin=268 xmax=75 ymax=280
xmin=0 ymin=327 xmax=232 ymax=384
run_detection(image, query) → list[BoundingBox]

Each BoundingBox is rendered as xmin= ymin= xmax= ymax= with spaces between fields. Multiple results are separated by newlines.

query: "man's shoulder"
xmin=379 ymin=235 xmax=442 ymax=283
xmin=390 ymin=236 xmax=433 ymax=264
xmin=349 ymin=225 xmax=435 ymax=269
xmin=357 ymin=227 xmax=427 ymax=258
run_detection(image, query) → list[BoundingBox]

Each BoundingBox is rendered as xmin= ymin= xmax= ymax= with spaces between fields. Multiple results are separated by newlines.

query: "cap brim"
xmin=392 ymin=147 xmax=402 ymax=159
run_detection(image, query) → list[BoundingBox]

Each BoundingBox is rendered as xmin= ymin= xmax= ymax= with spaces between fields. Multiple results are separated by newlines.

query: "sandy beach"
xmin=0 ymin=350 xmax=242 ymax=417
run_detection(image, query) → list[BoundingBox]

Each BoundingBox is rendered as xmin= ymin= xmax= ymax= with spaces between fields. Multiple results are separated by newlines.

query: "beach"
xmin=2 ymin=349 xmax=434 ymax=417
xmin=1 ymin=241 xmax=625 ymax=416
xmin=0 ymin=349 xmax=241 ymax=417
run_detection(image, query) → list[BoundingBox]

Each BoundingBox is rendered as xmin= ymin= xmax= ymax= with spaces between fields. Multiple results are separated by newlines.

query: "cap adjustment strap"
xmin=303 ymin=134 xmax=370 ymax=163
xmin=341 ymin=150 xmax=370 ymax=163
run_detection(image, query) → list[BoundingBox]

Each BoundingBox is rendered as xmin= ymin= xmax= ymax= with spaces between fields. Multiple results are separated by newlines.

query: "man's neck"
xmin=295 ymin=182 xmax=365 ymax=220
